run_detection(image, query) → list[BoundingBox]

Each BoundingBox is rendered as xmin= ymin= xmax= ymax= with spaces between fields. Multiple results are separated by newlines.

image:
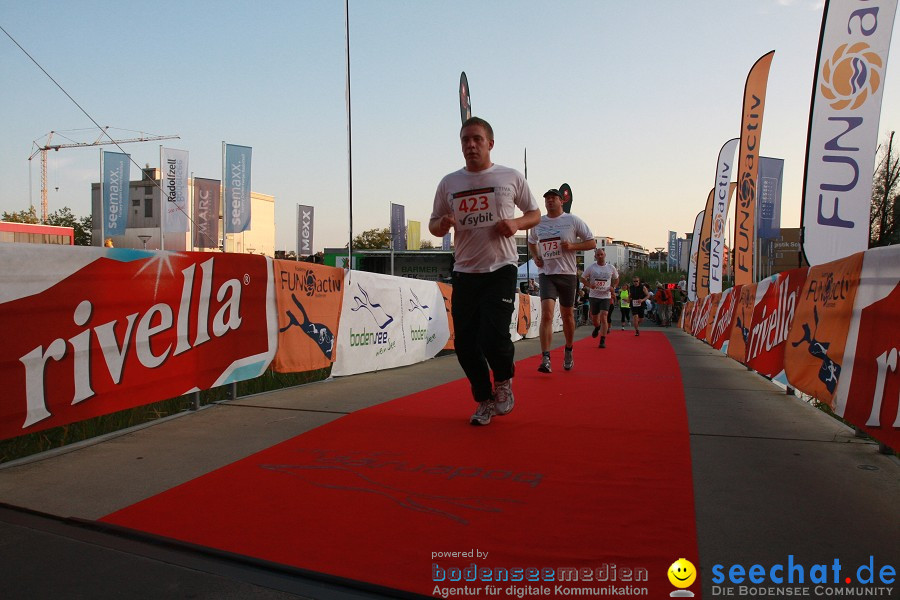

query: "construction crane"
xmin=28 ymin=127 xmax=180 ymax=222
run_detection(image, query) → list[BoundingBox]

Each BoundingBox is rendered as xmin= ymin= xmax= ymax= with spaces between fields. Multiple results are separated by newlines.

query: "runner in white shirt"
xmin=580 ymin=248 xmax=619 ymax=348
xmin=527 ymin=189 xmax=596 ymax=373
xmin=430 ymin=117 xmax=540 ymax=426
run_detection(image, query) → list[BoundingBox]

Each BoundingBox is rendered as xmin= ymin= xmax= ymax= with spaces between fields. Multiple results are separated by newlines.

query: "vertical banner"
xmin=407 ymin=220 xmax=421 ymax=250
xmin=161 ymin=147 xmax=189 ymax=233
xmin=757 ymin=157 xmax=784 ymax=240
xmin=559 ymin=183 xmax=573 ymax=214
xmin=735 ymin=51 xmax=775 ymax=286
xmin=667 ymin=231 xmax=677 ymax=269
xmin=831 ymin=245 xmax=900 ymax=450
xmin=459 ymin=71 xmax=471 ymax=124
xmin=442 ymin=233 xmax=451 ymax=251
xmin=687 ymin=211 xmax=704 ymax=301
xmin=272 ymin=260 xmax=344 ymax=373
xmin=192 ymin=178 xmax=220 ymax=249
xmin=391 ymin=203 xmax=406 ymax=251
xmin=437 ymin=281 xmax=455 ymax=350
xmin=101 ymin=151 xmax=130 ymax=238
xmin=697 ymin=189 xmax=715 ymax=298
xmin=784 ymin=252 xmax=864 ymax=404
xmin=801 ymin=0 xmax=897 ymax=266
xmin=709 ymin=285 xmax=743 ymax=352
xmin=297 ymin=204 xmax=314 ymax=257
xmin=710 ymin=138 xmax=740 ymax=294
xmin=224 ymin=143 xmax=252 ymax=234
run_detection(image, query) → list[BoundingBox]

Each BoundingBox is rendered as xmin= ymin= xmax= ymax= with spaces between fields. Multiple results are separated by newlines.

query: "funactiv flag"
xmin=710 ymin=138 xmax=740 ymax=294
xmin=734 ymin=51 xmax=775 ymax=286
xmin=801 ymin=0 xmax=897 ymax=266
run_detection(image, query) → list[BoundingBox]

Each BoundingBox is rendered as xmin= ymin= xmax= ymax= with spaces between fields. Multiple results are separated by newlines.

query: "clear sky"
xmin=1 ymin=0 xmax=898 ymax=253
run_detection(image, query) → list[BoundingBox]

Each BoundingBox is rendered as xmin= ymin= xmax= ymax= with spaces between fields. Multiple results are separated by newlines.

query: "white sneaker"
xmin=493 ymin=380 xmax=515 ymax=416
xmin=470 ymin=400 xmax=495 ymax=425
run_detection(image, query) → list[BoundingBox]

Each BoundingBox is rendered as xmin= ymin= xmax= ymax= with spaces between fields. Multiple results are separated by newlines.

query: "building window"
xmin=145 ymin=197 xmax=153 ymax=218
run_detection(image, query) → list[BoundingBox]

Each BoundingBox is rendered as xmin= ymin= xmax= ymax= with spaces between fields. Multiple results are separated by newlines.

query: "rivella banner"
xmin=710 ymin=138 xmax=740 ymax=294
xmin=0 ymin=245 xmax=276 ymax=441
xmin=161 ymin=147 xmax=189 ymax=234
xmin=735 ymin=51 xmax=775 ymax=286
xmin=331 ymin=271 xmax=449 ymax=376
xmin=101 ymin=151 xmax=130 ymax=238
xmin=801 ymin=0 xmax=897 ymax=266
xmin=224 ymin=143 xmax=252 ymax=233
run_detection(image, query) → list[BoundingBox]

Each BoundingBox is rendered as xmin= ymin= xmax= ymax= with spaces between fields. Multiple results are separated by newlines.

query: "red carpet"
xmin=102 ymin=330 xmax=699 ymax=598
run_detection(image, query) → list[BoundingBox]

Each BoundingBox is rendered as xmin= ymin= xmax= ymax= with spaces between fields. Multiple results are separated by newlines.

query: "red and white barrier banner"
xmin=701 ymin=294 xmax=722 ymax=344
xmin=331 ymin=271 xmax=449 ymax=376
xmin=744 ymin=268 xmax=809 ymax=382
xmin=832 ymin=245 xmax=900 ymax=448
xmin=709 ymin=285 xmax=742 ymax=352
xmin=517 ymin=293 xmax=531 ymax=338
xmin=0 ymin=246 xmax=276 ymax=441
xmin=272 ymin=261 xmax=345 ymax=373
xmin=510 ymin=293 xmax=522 ymax=342
xmin=526 ymin=295 xmax=540 ymax=339
xmin=784 ymin=252 xmax=863 ymax=404
xmin=691 ymin=295 xmax=713 ymax=339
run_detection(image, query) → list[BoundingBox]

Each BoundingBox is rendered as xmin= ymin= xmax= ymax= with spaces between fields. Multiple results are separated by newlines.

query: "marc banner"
xmin=193 ymin=178 xmax=220 ymax=249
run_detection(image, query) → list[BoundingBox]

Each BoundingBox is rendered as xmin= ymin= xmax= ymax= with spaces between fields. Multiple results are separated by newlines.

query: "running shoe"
xmin=538 ymin=355 xmax=552 ymax=373
xmin=592 ymin=325 xmax=601 ymax=338
xmin=621 ymin=324 xmax=625 ymax=330
xmin=635 ymin=330 xmax=640 ymax=336
xmin=599 ymin=336 xmax=606 ymax=348
xmin=493 ymin=380 xmax=515 ymax=416
xmin=470 ymin=400 xmax=495 ymax=426
xmin=563 ymin=348 xmax=574 ymax=370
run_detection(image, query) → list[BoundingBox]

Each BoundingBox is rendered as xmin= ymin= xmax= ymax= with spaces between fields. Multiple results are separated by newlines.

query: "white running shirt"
xmin=527 ymin=213 xmax=594 ymax=275
xmin=582 ymin=262 xmax=619 ymax=299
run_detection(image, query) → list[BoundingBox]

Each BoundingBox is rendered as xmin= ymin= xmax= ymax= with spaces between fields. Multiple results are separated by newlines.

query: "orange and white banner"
xmin=517 ymin=293 xmax=531 ymax=337
xmin=0 ymin=245 xmax=276 ymax=441
xmin=272 ymin=261 xmax=344 ymax=373
xmin=438 ymin=282 xmax=455 ymax=351
xmin=831 ymin=245 xmax=900 ymax=449
xmin=726 ymin=284 xmax=758 ymax=363
xmin=784 ymin=252 xmax=863 ymax=404
xmin=331 ymin=271 xmax=449 ymax=376
xmin=734 ymin=51 xmax=775 ymax=286
xmin=701 ymin=294 xmax=722 ymax=344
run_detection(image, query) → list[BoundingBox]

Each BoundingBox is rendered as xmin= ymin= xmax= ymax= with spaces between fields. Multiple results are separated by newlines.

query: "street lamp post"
xmin=655 ymin=247 xmax=664 ymax=271
xmin=138 ymin=235 xmax=151 ymax=250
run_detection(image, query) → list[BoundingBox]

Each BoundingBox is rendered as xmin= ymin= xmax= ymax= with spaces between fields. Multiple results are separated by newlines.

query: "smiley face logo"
xmin=668 ymin=558 xmax=697 ymax=589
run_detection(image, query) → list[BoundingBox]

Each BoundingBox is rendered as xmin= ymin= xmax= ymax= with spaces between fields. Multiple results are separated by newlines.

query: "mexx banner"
xmin=801 ymin=0 xmax=897 ymax=266
xmin=298 ymin=204 xmax=314 ymax=257
xmin=224 ymin=143 xmax=252 ymax=234
xmin=161 ymin=147 xmax=189 ymax=234
xmin=0 ymin=245 xmax=276 ymax=441
xmin=101 ymin=151 xmax=130 ymax=238
xmin=710 ymin=138 xmax=740 ymax=294
xmin=735 ymin=51 xmax=775 ymax=286
xmin=687 ymin=210 xmax=704 ymax=301
xmin=193 ymin=178 xmax=220 ymax=249
xmin=273 ymin=260 xmax=344 ymax=373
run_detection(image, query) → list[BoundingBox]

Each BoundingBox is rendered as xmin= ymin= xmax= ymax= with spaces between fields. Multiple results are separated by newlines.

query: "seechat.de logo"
xmin=820 ymin=42 xmax=883 ymax=110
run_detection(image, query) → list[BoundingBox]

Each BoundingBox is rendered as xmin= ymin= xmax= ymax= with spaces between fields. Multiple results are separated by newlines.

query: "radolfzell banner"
xmin=735 ymin=51 xmax=775 ymax=286
xmin=0 ymin=246 xmax=276 ymax=441
xmin=102 ymin=151 xmax=130 ymax=238
xmin=224 ymin=143 xmax=252 ymax=233
xmin=273 ymin=260 xmax=344 ymax=373
xmin=710 ymin=139 xmax=740 ymax=294
xmin=801 ymin=0 xmax=897 ymax=266
xmin=161 ymin=147 xmax=189 ymax=234
xmin=192 ymin=178 xmax=220 ymax=249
